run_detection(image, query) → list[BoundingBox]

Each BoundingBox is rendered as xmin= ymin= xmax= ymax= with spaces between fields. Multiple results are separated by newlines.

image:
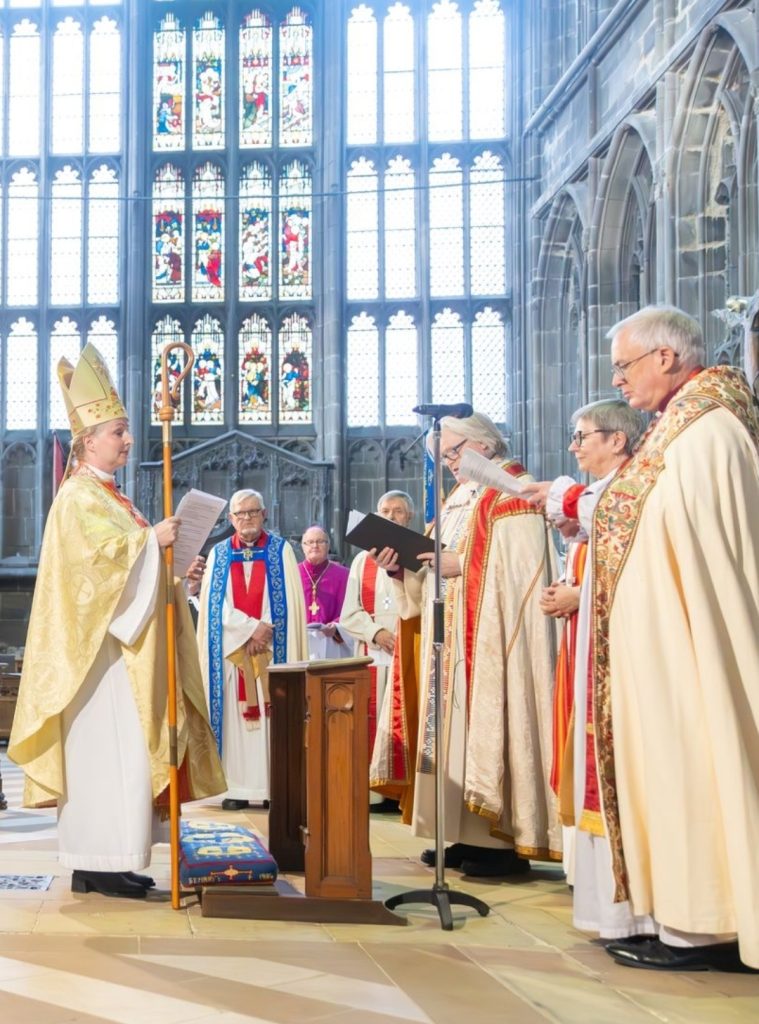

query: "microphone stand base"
xmin=384 ymin=884 xmax=490 ymax=932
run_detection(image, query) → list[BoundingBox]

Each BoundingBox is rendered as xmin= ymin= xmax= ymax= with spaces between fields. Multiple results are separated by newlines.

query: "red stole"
xmin=360 ymin=556 xmax=380 ymax=756
xmin=230 ymin=532 xmax=268 ymax=720
xmin=550 ymin=540 xmax=587 ymax=795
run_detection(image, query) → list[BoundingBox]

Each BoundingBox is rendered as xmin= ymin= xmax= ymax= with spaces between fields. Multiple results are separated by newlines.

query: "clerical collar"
xmin=657 ymin=366 xmax=705 ymax=413
xmin=84 ymin=464 xmax=114 ymax=482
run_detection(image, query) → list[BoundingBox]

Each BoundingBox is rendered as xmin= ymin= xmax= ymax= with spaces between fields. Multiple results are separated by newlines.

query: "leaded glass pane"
xmin=5 ymin=317 xmax=37 ymax=430
xmin=191 ymin=314 xmax=224 ymax=424
xmin=52 ymin=17 xmax=84 ymax=154
xmin=0 ymin=36 xmax=6 ymax=159
xmin=9 ymin=20 xmax=40 ymax=157
xmin=279 ymin=7 xmax=312 ymax=147
xmin=384 ymin=3 xmax=414 ymax=144
xmin=385 ymin=156 xmax=416 ymax=299
xmin=192 ymin=161 xmax=224 ymax=302
xmin=385 ymin=310 xmax=417 ymax=425
xmin=469 ymin=0 xmax=505 ymax=139
xmin=347 ymin=312 xmax=379 ymax=427
xmin=279 ymin=160 xmax=311 ymax=300
xmin=193 ymin=10 xmax=224 ymax=150
xmin=7 ymin=167 xmax=38 ymax=307
xmin=279 ymin=312 xmax=311 ymax=424
xmin=239 ymin=313 xmax=272 ymax=424
xmin=347 ymin=5 xmax=376 ymax=146
xmin=89 ymin=16 xmax=121 ymax=154
xmin=50 ymin=165 xmax=83 ymax=305
xmin=153 ymin=163 xmax=185 ymax=303
xmin=346 ymin=157 xmax=378 ymax=300
xmin=87 ymin=316 xmax=118 ymax=384
xmin=240 ymin=162 xmax=271 ymax=301
xmin=153 ymin=13 xmax=185 ymax=151
xmin=472 ymin=305 xmax=506 ymax=422
xmin=428 ymin=0 xmax=462 ymax=142
xmin=470 ymin=150 xmax=505 ymax=295
xmin=49 ymin=317 xmax=81 ymax=430
xmin=87 ymin=164 xmax=119 ymax=304
xmin=431 ymin=307 xmax=465 ymax=403
xmin=429 ymin=153 xmax=464 ymax=296
xmin=240 ymin=10 xmax=272 ymax=148
xmin=151 ymin=315 xmax=184 ymax=425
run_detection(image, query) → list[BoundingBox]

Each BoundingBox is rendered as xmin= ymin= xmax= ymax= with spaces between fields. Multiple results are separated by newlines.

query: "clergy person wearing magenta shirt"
xmin=196 ymin=489 xmax=307 ymax=811
xmin=298 ymin=525 xmax=350 ymax=660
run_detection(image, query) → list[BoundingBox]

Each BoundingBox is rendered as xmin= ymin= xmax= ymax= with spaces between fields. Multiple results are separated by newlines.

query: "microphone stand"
xmin=384 ymin=416 xmax=490 ymax=930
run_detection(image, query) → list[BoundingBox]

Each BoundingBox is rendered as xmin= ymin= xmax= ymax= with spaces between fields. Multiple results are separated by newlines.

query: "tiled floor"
xmin=0 ymin=756 xmax=757 ymax=1023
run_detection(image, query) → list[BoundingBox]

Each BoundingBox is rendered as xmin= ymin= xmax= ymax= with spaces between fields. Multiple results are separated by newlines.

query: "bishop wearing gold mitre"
xmin=8 ymin=343 xmax=225 ymax=899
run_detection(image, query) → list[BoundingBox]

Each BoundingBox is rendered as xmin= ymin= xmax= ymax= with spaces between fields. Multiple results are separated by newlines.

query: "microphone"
xmin=412 ymin=402 xmax=473 ymax=419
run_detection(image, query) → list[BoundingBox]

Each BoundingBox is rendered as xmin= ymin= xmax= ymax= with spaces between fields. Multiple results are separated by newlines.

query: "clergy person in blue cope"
xmin=195 ymin=489 xmax=308 ymax=811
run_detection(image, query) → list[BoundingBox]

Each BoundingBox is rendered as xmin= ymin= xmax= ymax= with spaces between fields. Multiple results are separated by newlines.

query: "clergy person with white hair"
xmin=196 ymin=489 xmax=307 ymax=810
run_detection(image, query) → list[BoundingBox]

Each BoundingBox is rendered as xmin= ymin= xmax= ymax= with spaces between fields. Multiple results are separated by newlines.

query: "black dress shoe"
xmin=420 ymin=842 xmax=471 ymax=868
xmin=125 ymin=871 xmax=156 ymax=889
xmin=71 ymin=871 xmax=146 ymax=899
xmin=461 ymin=850 xmax=531 ymax=877
xmin=370 ymin=798 xmax=401 ymax=814
xmin=606 ymin=937 xmax=751 ymax=972
xmin=222 ymin=798 xmax=250 ymax=811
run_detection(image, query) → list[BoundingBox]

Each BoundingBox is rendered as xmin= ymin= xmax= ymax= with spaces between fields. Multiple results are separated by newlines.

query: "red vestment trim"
xmin=550 ymin=541 xmax=587 ymax=794
xmin=562 ymin=483 xmax=586 ymax=521
xmin=360 ymin=555 xmax=380 ymax=756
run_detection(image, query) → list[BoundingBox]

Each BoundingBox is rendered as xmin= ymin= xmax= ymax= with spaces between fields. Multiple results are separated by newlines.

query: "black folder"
xmin=344 ymin=512 xmax=435 ymax=572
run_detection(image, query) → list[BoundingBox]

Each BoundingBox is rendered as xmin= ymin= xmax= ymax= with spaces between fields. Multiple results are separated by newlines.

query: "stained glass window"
xmin=279 ymin=312 xmax=311 ymax=424
xmin=52 ymin=17 xmax=84 ymax=154
xmin=5 ymin=317 xmax=37 ymax=430
xmin=347 ymin=312 xmax=379 ymax=427
xmin=279 ymin=160 xmax=311 ymax=300
xmin=192 ymin=162 xmax=224 ymax=302
xmin=49 ymin=317 xmax=81 ymax=430
xmin=151 ymin=315 xmax=184 ymax=425
xmin=347 ymin=5 xmax=376 ymax=146
xmin=153 ymin=163 xmax=184 ymax=303
xmin=385 ymin=311 xmax=417 ymax=425
xmin=239 ymin=162 xmax=271 ymax=300
xmin=384 ymin=3 xmax=414 ymax=144
xmin=191 ymin=314 xmax=224 ymax=424
xmin=9 ymin=20 xmax=40 ymax=157
xmin=470 ymin=151 xmax=505 ymax=295
xmin=89 ymin=17 xmax=121 ymax=154
xmin=431 ymin=308 xmax=465 ymax=402
xmin=87 ymin=316 xmax=119 ymax=388
xmin=472 ymin=306 xmax=506 ymax=423
xmin=429 ymin=153 xmax=464 ymax=296
xmin=50 ymin=165 xmax=83 ymax=305
xmin=7 ymin=167 xmax=39 ymax=307
xmin=469 ymin=0 xmax=505 ymax=139
xmin=239 ymin=314 xmax=272 ymax=424
xmin=385 ymin=156 xmax=416 ymax=299
xmin=240 ymin=10 xmax=272 ymax=148
xmin=193 ymin=11 xmax=224 ymax=150
xmin=87 ymin=164 xmax=119 ymax=304
xmin=347 ymin=157 xmax=378 ymax=300
xmin=0 ymin=35 xmax=5 ymax=159
xmin=153 ymin=13 xmax=185 ymax=151
xmin=428 ymin=0 xmax=462 ymax=142
xmin=279 ymin=7 xmax=312 ymax=148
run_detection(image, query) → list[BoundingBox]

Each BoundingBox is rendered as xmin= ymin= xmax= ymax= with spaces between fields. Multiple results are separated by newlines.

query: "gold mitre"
xmin=57 ymin=342 xmax=127 ymax=436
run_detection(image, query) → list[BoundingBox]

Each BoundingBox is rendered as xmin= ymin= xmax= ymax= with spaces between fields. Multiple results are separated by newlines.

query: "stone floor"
xmin=0 ymin=757 xmax=757 ymax=1023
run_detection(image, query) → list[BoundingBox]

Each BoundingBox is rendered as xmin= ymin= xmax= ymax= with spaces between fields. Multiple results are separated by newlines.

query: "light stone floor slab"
xmin=0 ymin=755 xmax=757 ymax=1023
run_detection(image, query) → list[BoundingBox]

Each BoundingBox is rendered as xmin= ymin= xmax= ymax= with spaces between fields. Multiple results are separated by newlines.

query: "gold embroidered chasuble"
xmin=9 ymin=474 xmax=225 ymax=808
xmin=593 ymin=365 xmax=759 ymax=967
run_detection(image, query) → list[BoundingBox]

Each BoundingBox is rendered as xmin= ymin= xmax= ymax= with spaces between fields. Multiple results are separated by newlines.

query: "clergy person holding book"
xmin=373 ymin=411 xmax=561 ymax=877
xmin=298 ymin=525 xmax=350 ymax=660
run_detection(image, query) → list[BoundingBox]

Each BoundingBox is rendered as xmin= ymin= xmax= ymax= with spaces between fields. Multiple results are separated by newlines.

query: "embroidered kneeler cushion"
xmin=179 ymin=820 xmax=278 ymax=887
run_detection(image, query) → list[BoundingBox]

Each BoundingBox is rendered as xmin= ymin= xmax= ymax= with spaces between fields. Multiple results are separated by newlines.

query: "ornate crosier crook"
xmin=159 ymin=341 xmax=194 ymax=911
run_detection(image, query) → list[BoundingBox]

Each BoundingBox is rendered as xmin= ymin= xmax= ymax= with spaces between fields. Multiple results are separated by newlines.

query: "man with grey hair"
xmin=341 ymin=491 xmax=415 ymax=813
xmin=196 ymin=489 xmax=307 ymax=811
xmin=579 ymin=305 xmax=759 ymax=971
xmin=374 ymin=411 xmax=560 ymax=876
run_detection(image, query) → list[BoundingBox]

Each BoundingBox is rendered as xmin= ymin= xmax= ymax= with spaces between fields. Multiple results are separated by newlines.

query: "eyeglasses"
xmin=231 ymin=508 xmax=264 ymax=519
xmin=441 ymin=439 xmax=467 ymax=463
xmin=569 ymin=429 xmax=615 ymax=447
xmin=302 ymin=539 xmax=328 ymax=546
xmin=610 ymin=347 xmax=678 ymax=382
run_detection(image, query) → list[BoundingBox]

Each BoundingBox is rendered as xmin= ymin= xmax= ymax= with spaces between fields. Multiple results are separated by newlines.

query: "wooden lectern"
xmin=200 ymin=657 xmax=404 ymax=924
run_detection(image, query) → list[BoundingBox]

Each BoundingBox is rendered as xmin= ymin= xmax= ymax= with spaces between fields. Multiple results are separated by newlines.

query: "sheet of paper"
xmin=172 ymin=488 xmax=228 ymax=577
xmin=346 ymin=509 xmax=366 ymax=533
xmin=460 ymin=449 xmax=526 ymax=495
